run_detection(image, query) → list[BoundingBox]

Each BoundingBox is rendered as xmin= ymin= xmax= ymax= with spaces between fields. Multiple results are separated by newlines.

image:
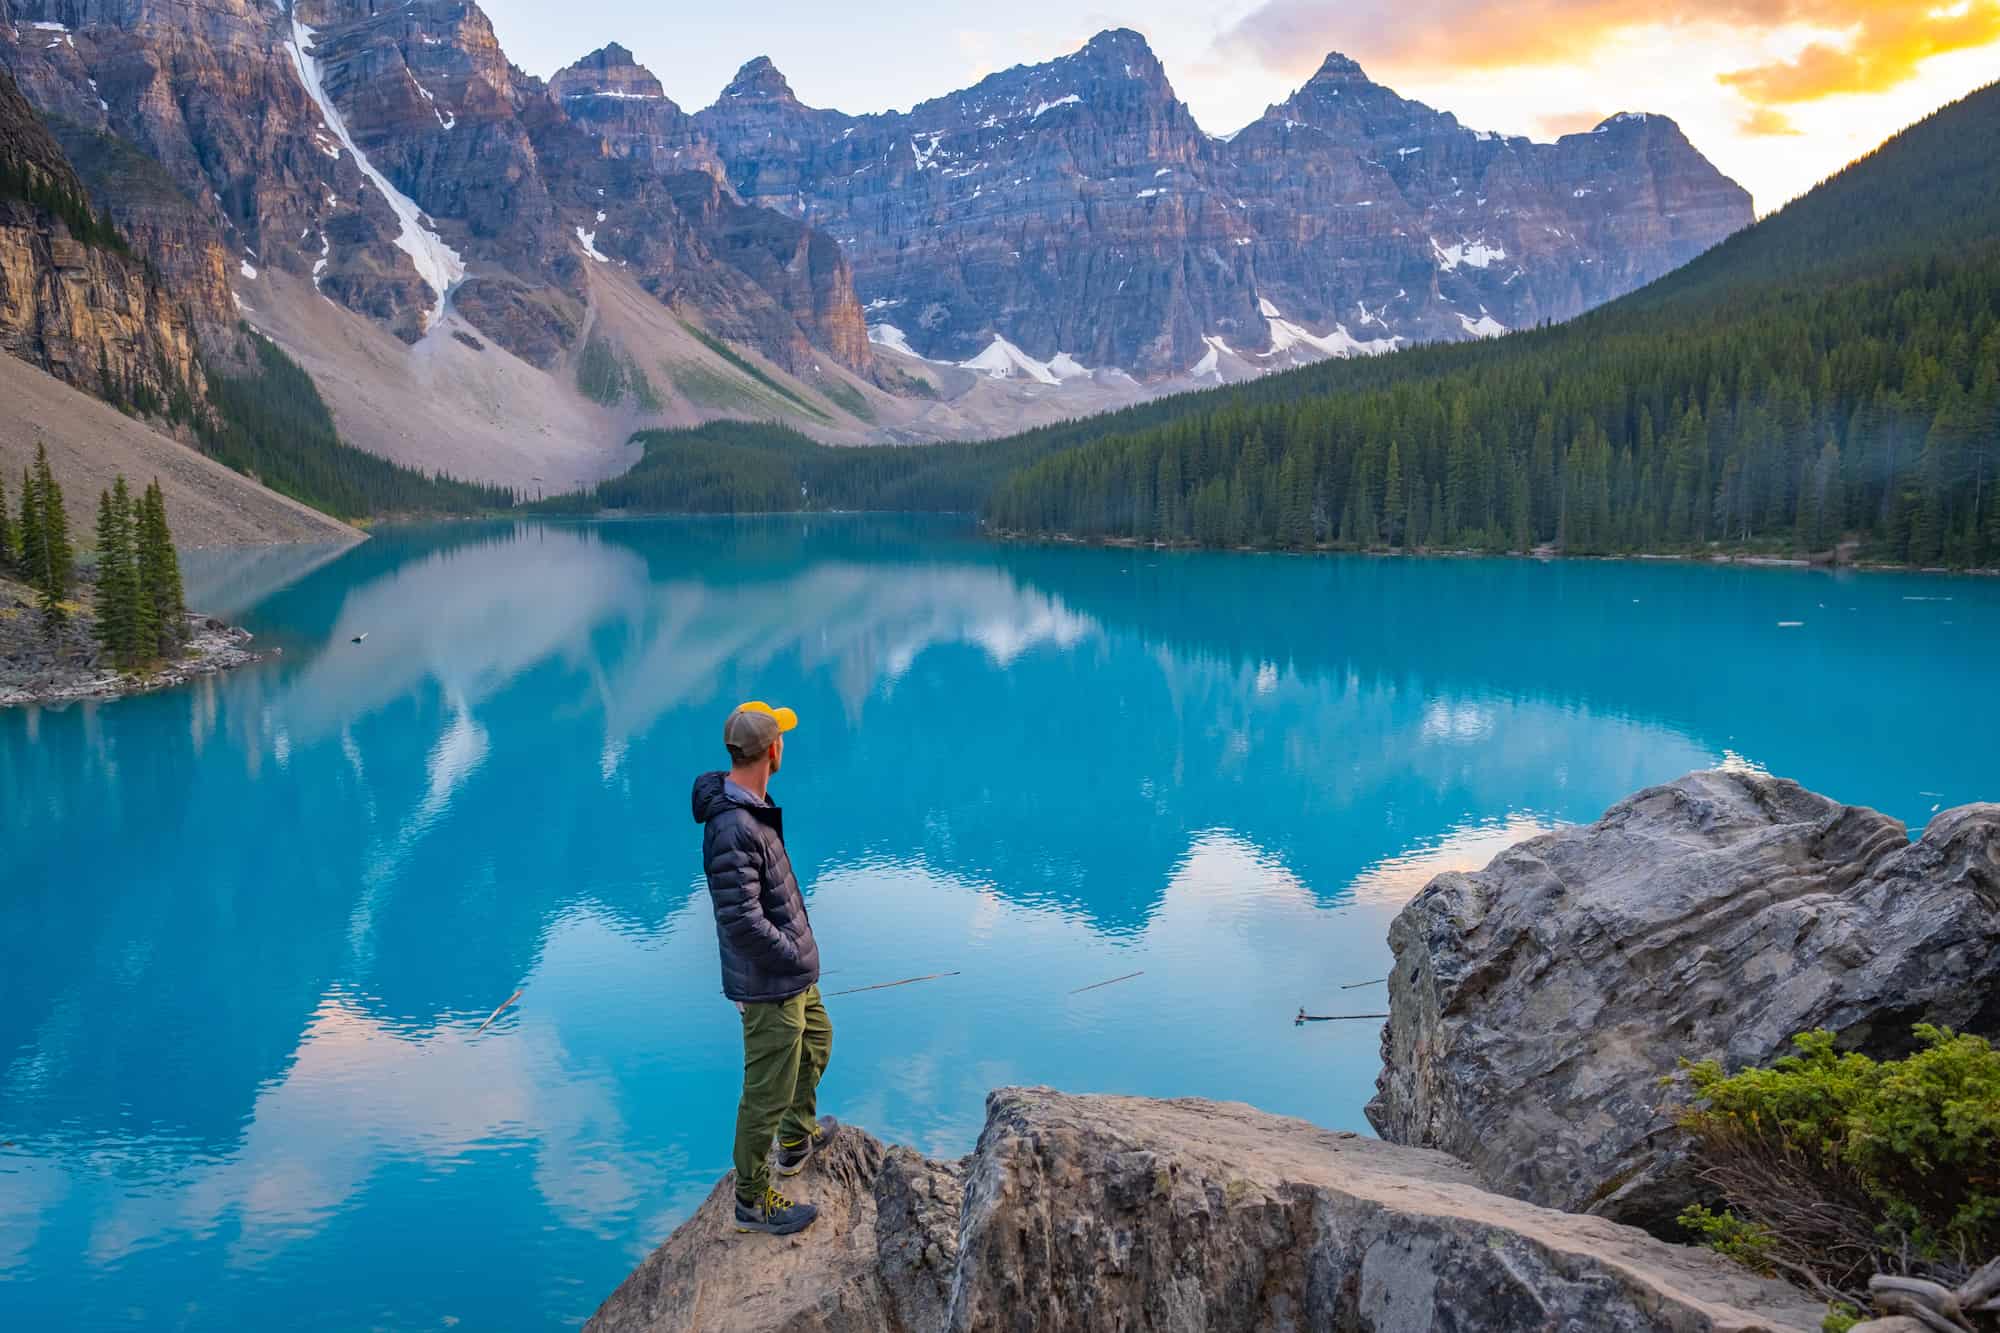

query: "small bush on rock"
xmin=1676 ymin=1026 xmax=2000 ymax=1317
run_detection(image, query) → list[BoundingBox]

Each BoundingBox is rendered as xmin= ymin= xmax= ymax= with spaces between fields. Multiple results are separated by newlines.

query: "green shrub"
xmin=1677 ymin=1026 xmax=2000 ymax=1307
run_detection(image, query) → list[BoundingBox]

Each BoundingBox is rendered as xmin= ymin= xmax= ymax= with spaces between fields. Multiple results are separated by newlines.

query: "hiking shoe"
xmin=775 ymin=1116 xmax=839 ymax=1177
xmin=733 ymin=1185 xmax=817 ymax=1236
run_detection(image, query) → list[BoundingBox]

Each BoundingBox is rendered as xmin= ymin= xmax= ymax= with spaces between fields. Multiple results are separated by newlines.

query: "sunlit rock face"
xmin=696 ymin=33 xmax=1753 ymax=379
xmin=0 ymin=65 xmax=204 ymax=403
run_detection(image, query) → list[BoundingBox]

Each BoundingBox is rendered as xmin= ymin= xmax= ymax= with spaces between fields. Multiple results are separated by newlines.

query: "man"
xmin=691 ymin=700 xmax=835 ymax=1236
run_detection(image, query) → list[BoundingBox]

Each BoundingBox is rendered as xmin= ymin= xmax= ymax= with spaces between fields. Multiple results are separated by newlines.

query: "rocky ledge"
xmin=585 ymin=1087 xmax=1821 ymax=1332
xmin=1367 ymin=769 xmax=2000 ymax=1233
xmin=1 ymin=584 xmax=272 ymax=707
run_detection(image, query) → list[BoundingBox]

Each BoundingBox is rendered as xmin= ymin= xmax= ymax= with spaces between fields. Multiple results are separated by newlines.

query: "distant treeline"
xmin=531 ymin=418 xmax=1076 ymax=516
xmin=200 ymin=333 xmax=515 ymax=520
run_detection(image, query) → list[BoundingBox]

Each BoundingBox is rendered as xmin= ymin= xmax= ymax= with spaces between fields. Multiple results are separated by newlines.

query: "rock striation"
xmin=0 ymin=63 xmax=201 ymax=407
xmin=585 ymin=1087 xmax=1823 ymax=1332
xmin=695 ymin=32 xmax=1753 ymax=378
xmin=1367 ymin=769 xmax=2000 ymax=1233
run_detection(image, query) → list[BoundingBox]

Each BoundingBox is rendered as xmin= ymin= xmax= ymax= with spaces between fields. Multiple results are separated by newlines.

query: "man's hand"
xmin=735 ymin=1000 xmax=746 ymax=1015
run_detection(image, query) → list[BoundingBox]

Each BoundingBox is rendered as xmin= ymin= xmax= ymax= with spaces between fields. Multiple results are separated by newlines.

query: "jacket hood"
xmin=692 ymin=770 xmax=770 ymax=824
xmin=692 ymin=770 xmax=730 ymax=824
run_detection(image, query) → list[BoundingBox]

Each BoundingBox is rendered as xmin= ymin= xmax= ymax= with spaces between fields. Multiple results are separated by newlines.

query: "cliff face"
xmin=582 ymin=1088 xmax=1823 ymax=1332
xmin=695 ymin=33 xmax=1754 ymax=378
xmin=0 ymin=63 xmax=201 ymax=407
xmin=0 ymin=0 xmax=874 ymax=373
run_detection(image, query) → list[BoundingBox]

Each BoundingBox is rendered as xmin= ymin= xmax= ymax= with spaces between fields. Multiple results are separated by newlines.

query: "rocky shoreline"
xmin=989 ymin=528 xmax=2000 ymax=576
xmin=0 ymin=576 xmax=273 ymax=708
xmin=584 ymin=771 xmax=1999 ymax=1331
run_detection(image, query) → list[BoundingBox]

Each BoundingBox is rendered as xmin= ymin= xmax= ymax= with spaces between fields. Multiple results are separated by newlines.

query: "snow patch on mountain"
xmin=960 ymin=335 xmax=1070 ymax=384
xmin=1432 ymin=237 xmax=1506 ymax=270
xmin=1457 ymin=308 xmax=1507 ymax=338
xmin=286 ymin=19 xmax=463 ymax=330
xmin=1260 ymin=302 xmax=1401 ymax=359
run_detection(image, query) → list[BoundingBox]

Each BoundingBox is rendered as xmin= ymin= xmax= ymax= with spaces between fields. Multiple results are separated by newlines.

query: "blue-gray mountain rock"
xmin=694 ymin=33 xmax=1754 ymax=378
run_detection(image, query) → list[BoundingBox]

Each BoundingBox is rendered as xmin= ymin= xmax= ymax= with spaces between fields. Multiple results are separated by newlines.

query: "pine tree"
xmin=1509 ymin=459 xmax=1532 ymax=552
xmin=140 ymin=480 xmax=184 ymax=653
xmin=18 ymin=466 xmax=43 ymax=585
xmin=95 ymin=481 xmax=141 ymax=664
xmin=0 ymin=470 xmax=12 ymax=573
xmin=29 ymin=444 xmax=73 ymax=621
xmin=1382 ymin=441 xmax=1405 ymax=548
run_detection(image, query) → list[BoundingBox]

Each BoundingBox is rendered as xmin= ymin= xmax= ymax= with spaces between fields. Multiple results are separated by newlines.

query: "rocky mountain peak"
xmin=1075 ymin=28 xmax=1159 ymax=71
xmin=719 ymin=55 xmax=795 ymax=104
xmin=550 ymin=42 xmax=668 ymax=102
xmin=1586 ymin=110 xmax=1686 ymax=141
xmin=1307 ymin=50 xmax=1369 ymax=83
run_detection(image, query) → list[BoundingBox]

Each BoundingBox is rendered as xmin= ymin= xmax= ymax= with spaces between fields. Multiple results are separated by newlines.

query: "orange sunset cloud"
xmin=1207 ymin=0 xmax=2000 ymax=207
xmin=1214 ymin=1 xmax=2000 ymax=109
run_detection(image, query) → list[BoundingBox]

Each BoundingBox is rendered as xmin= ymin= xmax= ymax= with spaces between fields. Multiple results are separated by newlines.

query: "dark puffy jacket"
xmin=692 ymin=771 xmax=820 ymax=1004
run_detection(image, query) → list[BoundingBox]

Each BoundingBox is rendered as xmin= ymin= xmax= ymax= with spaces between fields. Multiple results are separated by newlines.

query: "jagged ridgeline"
xmin=983 ymin=82 xmax=2000 ymax=566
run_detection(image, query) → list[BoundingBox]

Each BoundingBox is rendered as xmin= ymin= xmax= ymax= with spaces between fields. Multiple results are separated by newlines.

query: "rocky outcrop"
xmin=1367 ymin=770 xmax=2000 ymax=1233
xmin=694 ymin=31 xmax=1753 ymax=378
xmin=585 ymin=1088 xmax=1823 ymax=1332
xmin=0 ymin=63 xmax=202 ymax=406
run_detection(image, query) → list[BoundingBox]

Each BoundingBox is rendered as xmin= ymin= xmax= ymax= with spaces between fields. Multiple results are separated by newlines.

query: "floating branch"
xmin=827 ymin=971 xmax=961 ymax=997
xmin=476 ymin=988 xmax=523 ymax=1034
xmin=1070 ymin=971 xmax=1144 ymax=994
xmin=1296 ymin=1007 xmax=1389 ymax=1025
xmin=1341 ymin=977 xmax=1387 ymax=989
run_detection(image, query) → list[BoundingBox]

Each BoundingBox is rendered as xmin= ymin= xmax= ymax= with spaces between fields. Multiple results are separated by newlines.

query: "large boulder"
xmin=586 ymin=1087 xmax=1823 ymax=1331
xmin=1367 ymin=769 xmax=2000 ymax=1232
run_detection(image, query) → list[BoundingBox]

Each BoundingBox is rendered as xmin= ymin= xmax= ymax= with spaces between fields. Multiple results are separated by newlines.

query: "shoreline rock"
xmin=584 ymin=1088 xmax=1823 ymax=1332
xmin=0 ymin=590 xmax=274 ymax=708
xmin=1366 ymin=769 xmax=2000 ymax=1233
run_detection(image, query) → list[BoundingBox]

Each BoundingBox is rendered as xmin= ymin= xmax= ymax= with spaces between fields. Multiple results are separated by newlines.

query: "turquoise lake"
xmin=3 ymin=515 xmax=1995 ymax=1330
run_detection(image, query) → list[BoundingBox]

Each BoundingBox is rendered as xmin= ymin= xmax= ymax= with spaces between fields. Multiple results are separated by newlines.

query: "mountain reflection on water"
xmin=3 ymin=515 xmax=1993 ymax=1332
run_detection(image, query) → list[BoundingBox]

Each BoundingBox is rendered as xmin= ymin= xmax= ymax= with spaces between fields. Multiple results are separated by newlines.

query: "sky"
xmin=479 ymin=1 xmax=2000 ymax=213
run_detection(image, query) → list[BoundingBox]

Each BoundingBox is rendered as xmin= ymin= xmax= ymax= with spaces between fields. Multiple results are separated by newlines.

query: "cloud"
xmin=1738 ymin=105 xmax=1804 ymax=135
xmin=1719 ymin=3 xmax=2000 ymax=105
xmin=1211 ymin=0 xmax=2000 ymax=110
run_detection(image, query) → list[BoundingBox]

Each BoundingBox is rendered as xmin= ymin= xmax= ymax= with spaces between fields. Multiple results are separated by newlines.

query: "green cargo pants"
xmin=733 ymin=984 xmax=832 ymax=1204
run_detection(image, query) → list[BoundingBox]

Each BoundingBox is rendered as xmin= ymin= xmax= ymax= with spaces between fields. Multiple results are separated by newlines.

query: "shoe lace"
xmin=765 ymin=1185 xmax=796 ymax=1212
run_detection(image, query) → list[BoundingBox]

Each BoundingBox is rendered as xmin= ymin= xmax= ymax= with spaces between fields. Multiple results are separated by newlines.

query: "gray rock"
xmin=585 ymin=1087 xmax=1823 ymax=1332
xmin=1367 ymin=769 xmax=2000 ymax=1232
xmin=581 ymin=1126 xmax=964 ymax=1333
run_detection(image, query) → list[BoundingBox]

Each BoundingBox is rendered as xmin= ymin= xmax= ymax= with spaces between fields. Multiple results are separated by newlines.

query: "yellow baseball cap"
xmin=724 ymin=700 xmax=798 ymax=757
